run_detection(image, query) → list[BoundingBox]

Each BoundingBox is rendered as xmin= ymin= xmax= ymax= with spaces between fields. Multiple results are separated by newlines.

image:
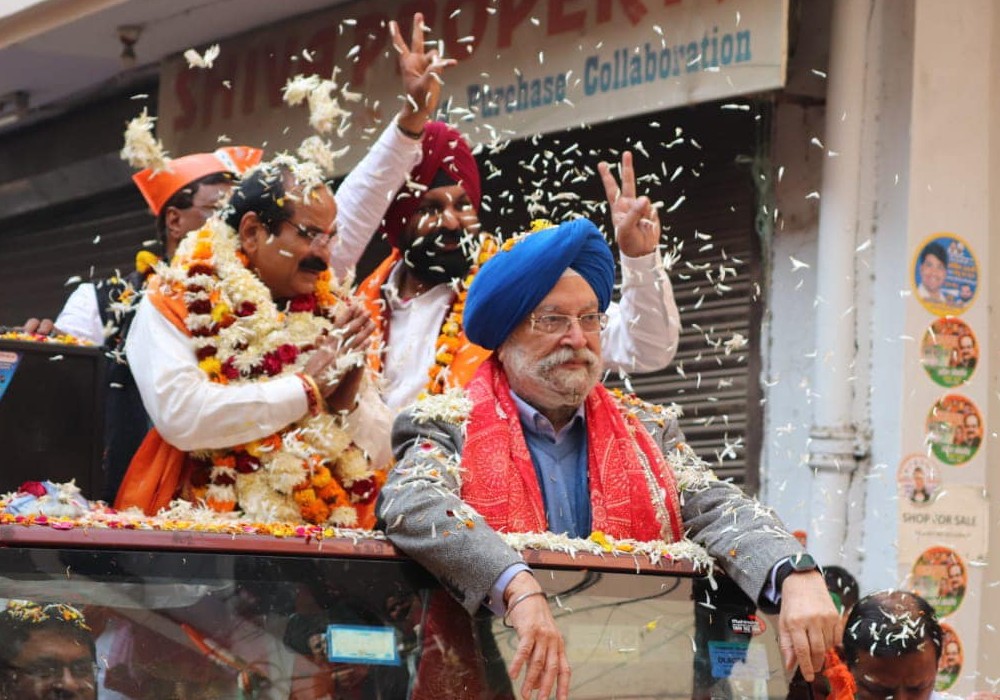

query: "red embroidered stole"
xmin=461 ymin=357 xmax=684 ymax=542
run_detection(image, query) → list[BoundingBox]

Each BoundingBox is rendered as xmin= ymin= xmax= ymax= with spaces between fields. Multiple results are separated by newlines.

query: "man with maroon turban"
xmin=357 ymin=125 xmax=681 ymax=410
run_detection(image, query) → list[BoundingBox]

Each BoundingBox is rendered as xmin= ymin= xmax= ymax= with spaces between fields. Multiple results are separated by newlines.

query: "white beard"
xmin=500 ymin=344 xmax=600 ymax=408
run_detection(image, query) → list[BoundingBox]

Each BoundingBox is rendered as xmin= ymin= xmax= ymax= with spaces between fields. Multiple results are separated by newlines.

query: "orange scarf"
xmin=461 ymin=357 xmax=684 ymax=542
xmin=114 ymin=280 xmax=188 ymax=514
xmin=824 ymin=649 xmax=856 ymax=700
xmin=357 ymin=251 xmax=490 ymax=390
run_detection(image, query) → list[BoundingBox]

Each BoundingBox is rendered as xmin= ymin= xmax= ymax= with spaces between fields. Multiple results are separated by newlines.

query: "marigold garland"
xmin=159 ymin=218 xmax=380 ymax=526
xmin=1 ymin=331 xmax=94 ymax=346
xmin=425 ymin=236 xmax=499 ymax=395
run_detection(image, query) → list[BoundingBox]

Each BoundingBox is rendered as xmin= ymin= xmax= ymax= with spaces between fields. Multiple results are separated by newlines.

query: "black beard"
xmin=401 ymin=227 xmax=474 ymax=286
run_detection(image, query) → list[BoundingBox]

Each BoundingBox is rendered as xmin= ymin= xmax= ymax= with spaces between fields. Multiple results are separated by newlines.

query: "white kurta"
xmin=55 ymin=119 xmax=422 ymax=344
xmin=125 ymin=298 xmax=392 ymax=468
xmin=378 ymin=249 xmax=681 ymax=411
xmin=54 ymin=283 xmax=105 ymax=345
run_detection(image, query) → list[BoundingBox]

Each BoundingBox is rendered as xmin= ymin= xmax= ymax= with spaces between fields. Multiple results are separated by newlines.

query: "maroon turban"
xmin=381 ymin=121 xmax=482 ymax=248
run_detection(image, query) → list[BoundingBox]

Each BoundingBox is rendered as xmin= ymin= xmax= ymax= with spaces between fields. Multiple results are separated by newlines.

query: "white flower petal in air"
xmin=120 ymin=108 xmax=170 ymax=171
xmin=184 ymin=44 xmax=220 ymax=69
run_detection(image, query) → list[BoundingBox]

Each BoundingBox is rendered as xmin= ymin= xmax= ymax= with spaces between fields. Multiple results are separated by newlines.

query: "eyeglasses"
xmin=7 ymin=659 xmax=98 ymax=683
xmin=281 ymin=220 xmax=335 ymax=244
xmin=529 ymin=313 xmax=608 ymax=335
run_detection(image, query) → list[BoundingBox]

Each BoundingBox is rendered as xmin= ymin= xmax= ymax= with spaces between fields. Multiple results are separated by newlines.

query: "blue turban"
xmin=464 ymin=218 xmax=614 ymax=350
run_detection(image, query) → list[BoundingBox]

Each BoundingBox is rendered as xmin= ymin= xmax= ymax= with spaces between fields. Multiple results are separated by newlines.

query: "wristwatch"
xmin=774 ymin=553 xmax=820 ymax=592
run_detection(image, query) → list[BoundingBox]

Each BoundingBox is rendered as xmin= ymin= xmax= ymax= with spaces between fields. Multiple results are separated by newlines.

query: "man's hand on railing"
xmin=504 ymin=570 xmax=571 ymax=700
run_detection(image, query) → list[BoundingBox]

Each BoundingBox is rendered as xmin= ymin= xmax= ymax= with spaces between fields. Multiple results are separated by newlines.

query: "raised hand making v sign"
xmin=390 ymin=12 xmax=456 ymax=138
xmin=598 ymin=150 xmax=661 ymax=258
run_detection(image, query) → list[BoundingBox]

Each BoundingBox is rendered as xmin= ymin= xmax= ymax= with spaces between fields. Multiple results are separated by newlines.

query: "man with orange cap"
xmin=358 ymin=127 xmax=681 ymax=411
xmin=21 ymin=146 xmax=263 ymax=503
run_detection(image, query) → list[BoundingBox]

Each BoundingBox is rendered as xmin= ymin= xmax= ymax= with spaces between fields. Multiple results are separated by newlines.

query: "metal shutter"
xmin=0 ymin=186 xmax=153 ymax=324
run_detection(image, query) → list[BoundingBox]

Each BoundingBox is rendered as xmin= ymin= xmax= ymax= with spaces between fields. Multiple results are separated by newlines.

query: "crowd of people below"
xmin=0 ymin=587 xmax=962 ymax=700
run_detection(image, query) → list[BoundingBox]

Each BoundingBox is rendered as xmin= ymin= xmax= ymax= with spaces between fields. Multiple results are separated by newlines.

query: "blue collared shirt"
xmin=509 ymin=392 xmax=590 ymax=539
xmin=485 ymin=393 xmax=590 ymax=615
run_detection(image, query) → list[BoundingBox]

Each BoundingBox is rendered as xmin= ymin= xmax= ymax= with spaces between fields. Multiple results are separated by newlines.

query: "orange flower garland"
xmin=425 ymin=236 xmax=499 ymax=395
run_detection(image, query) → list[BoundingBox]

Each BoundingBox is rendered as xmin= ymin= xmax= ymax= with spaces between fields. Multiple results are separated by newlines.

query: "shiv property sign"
xmin=158 ymin=0 xmax=788 ymax=166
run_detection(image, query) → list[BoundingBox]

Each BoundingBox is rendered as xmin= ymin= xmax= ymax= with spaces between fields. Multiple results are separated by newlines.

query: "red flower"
xmin=17 ymin=481 xmax=47 ymax=498
xmin=276 ymin=344 xmax=299 ymax=364
xmin=190 ymin=325 xmax=218 ymax=338
xmin=261 ymin=353 xmax=283 ymax=376
xmin=348 ymin=477 xmax=377 ymax=504
xmin=212 ymin=470 xmax=236 ymax=486
xmin=188 ymin=463 xmax=212 ymax=488
xmin=188 ymin=299 xmax=212 ymax=315
xmin=221 ymin=358 xmax=240 ymax=380
xmin=196 ymin=346 xmax=218 ymax=361
xmin=235 ymin=301 xmax=257 ymax=317
xmin=288 ymin=295 xmax=317 ymax=313
xmin=234 ymin=453 xmax=261 ymax=474
xmin=187 ymin=263 xmax=215 ymax=277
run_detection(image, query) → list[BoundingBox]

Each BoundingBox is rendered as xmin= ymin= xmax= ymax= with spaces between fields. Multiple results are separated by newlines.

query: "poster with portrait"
xmin=911 ymin=546 xmax=967 ymax=617
xmin=920 ymin=317 xmax=978 ymax=387
xmin=924 ymin=394 xmax=982 ymax=465
xmin=912 ymin=233 xmax=979 ymax=316
xmin=896 ymin=454 xmax=940 ymax=505
xmin=936 ymin=623 xmax=963 ymax=691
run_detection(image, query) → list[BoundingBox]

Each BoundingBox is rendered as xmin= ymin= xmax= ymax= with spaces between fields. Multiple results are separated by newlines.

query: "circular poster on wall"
xmin=925 ymin=394 xmax=982 ymax=465
xmin=936 ymin=623 xmax=963 ymax=691
xmin=920 ymin=317 xmax=978 ymax=387
xmin=911 ymin=546 xmax=966 ymax=617
xmin=896 ymin=454 xmax=940 ymax=505
xmin=912 ymin=233 xmax=979 ymax=316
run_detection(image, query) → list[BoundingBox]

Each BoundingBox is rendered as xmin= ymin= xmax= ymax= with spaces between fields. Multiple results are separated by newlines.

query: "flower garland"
xmin=2 ymin=601 xmax=91 ymax=631
xmin=425 ymin=236 xmax=499 ymax=395
xmin=159 ymin=217 xmax=381 ymax=526
xmin=0 ymin=331 xmax=93 ymax=346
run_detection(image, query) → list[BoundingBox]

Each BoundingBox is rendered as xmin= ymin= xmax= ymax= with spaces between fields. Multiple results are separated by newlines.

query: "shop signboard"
xmin=158 ymin=0 xmax=789 ymax=164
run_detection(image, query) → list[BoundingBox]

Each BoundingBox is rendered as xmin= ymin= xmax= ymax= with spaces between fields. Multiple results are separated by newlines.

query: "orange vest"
xmin=357 ymin=252 xmax=491 ymax=391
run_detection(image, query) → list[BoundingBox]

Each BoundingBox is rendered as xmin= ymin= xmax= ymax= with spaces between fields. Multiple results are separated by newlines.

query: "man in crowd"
xmin=840 ymin=590 xmax=946 ymax=700
xmin=23 ymin=147 xmax=262 ymax=502
xmin=358 ymin=122 xmax=681 ymax=410
xmin=0 ymin=601 xmax=97 ymax=700
xmin=117 ymin=158 xmax=389 ymax=523
xmin=378 ymin=217 xmax=838 ymax=699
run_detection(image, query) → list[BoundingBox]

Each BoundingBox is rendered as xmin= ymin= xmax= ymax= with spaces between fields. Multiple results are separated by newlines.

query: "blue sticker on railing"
xmin=708 ymin=640 xmax=751 ymax=679
xmin=0 ymin=351 xmax=21 ymax=403
xmin=326 ymin=625 xmax=400 ymax=666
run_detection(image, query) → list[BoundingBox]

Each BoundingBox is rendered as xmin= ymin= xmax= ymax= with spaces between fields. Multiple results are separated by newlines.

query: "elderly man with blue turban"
xmin=377 ymin=219 xmax=838 ymax=700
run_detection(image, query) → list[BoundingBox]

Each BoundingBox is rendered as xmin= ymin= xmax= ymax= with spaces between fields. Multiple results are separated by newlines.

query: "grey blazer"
xmin=376 ymin=397 xmax=804 ymax=616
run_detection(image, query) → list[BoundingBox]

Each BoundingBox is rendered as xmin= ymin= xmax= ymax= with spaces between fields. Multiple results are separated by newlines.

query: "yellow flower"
xmin=211 ymin=303 xmax=231 ymax=323
xmin=589 ymin=530 xmax=614 ymax=552
xmin=198 ymin=357 xmax=222 ymax=377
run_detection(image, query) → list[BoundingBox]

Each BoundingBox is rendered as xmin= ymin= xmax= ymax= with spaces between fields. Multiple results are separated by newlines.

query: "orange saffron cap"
xmin=132 ymin=146 xmax=264 ymax=215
